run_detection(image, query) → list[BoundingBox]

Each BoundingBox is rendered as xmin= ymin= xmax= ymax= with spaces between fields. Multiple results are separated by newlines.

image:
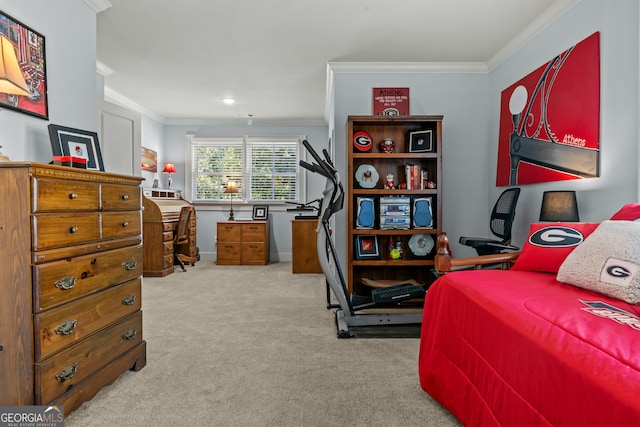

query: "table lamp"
xmin=539 ymin=190 xmax=580 ymax=222
xmin=224 ymin=180 xmax=239 ymax=220
xmin=162 ymin=162 xmax=176 ymax=189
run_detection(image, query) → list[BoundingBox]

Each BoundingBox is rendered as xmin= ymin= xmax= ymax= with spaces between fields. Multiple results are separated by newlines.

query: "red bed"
xmin=418 ymin=269 xmax=640 ymax=426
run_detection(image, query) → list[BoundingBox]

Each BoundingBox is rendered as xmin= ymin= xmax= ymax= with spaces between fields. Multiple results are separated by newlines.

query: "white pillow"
xmin=557 ymin=220 xmax=640 ymax=304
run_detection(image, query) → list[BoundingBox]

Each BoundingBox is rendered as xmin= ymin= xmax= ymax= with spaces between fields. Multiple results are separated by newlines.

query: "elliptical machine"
xmin=300 ymin=140 xmax=425 ymax=338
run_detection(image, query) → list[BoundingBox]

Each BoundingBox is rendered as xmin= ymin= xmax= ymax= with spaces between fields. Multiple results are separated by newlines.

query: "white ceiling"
xmin=95 ymin=0 xmax=577 ymax=124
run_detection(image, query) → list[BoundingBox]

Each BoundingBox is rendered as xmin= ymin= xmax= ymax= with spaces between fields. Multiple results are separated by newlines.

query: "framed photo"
xmin=355 ymin=235 xmax=380 ymax=259
xmin=252 ymin=205 xmax=269 ymax=220
xmin=141 ymin=147 xmax=158 ymax=172
xmin=0 ymin=10 xmax=49 ymax=120
xmin=48 ymin=124 xmax=105 ymax=171
xmin=408 ymin=130 xmax=433 ymax=153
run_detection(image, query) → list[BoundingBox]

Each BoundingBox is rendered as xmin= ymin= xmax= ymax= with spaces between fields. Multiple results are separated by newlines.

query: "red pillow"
xmin=511 ymin=222 xmax=599 ymax=273
xmin=610 ymin=204 xmax=640 ymax=221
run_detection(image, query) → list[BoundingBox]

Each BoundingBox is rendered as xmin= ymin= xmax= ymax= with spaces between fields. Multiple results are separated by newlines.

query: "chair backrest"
xmin=489 ymin=188 xmax=520 ymax=243
xmin=174 ymin=206 xmax=192 ymax=244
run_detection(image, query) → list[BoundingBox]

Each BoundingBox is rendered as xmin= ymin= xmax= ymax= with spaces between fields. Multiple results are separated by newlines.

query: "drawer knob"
xmin=69 ymin=193 xmax=78 ymax=200
xmin=122 ymin=328 xmax=137 ymax=341
xmin=69 ymin=226 xmax=78 ymax=234
xmin=54 ymin=275 xmax=77 ymax=290
xmin=121 ymin=194 xmax=129 ymax=201
xmin=122 ymin=221 xmax=129 ymax=228
xmin=122 ymin=259 xmax=137 ymax=271
xmin=122 ymin=294 xmax=136 ymax=305
xmin=55 ymin=320 xmax=77 ymax=336
xmin=55 ymin=363 xmax=78 ymax=383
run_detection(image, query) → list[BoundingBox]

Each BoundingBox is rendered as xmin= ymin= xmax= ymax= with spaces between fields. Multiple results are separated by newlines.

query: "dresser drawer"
xmin=163 ymin=240 xmax=173 ymax=255
xmin=102 ymin=211 xmax=142 ymax=239
xmin=34 ymin=311 xmax=143 ymax=404
xmin=242 ymin=223 xmax=266 ymax=241
xmin=217 ymin=242 xmax=241 ymax=264
xmin=101 ymin=184 xmax=141 ymax=211
xmin=31 ymin=178 xmax=100 ymax=212
xmin=218 ymin=223 xmax=241 ymax=242
xmin=32 ymin=213 xmax=101 ymax=250
xmin=34 ymin=245 xmax=143 ymax=311
xmin=34 ymin=278 xmax=142 ymax=360
xmin=242 ymin=242 xmax=267 ymax=263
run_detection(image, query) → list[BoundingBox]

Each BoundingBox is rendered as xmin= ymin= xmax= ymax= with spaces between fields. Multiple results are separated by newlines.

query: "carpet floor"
xmin=65 ymin=259 xmax=459 ymax=426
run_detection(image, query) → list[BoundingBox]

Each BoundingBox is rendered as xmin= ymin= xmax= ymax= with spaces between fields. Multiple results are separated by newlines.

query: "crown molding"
xmin=487 ymin=0 xmax=580 ymax=70
xmin=104 ymin=87 xmax=166 ymax=123
xmin=82 ymin=0 xmax=112 ymax=13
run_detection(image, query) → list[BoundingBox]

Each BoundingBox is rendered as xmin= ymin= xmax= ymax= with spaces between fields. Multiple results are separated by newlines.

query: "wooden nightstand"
xmin=217 ymin=220 xmax=270 ymax=265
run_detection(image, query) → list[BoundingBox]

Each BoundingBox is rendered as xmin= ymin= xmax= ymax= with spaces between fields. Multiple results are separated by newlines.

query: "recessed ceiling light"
xmin=221 ymin=97 xmax=235 ymax=105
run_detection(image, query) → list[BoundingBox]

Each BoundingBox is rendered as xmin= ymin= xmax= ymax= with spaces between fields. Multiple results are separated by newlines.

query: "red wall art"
xmin=496 ymin=32 xmax=600 ymax=186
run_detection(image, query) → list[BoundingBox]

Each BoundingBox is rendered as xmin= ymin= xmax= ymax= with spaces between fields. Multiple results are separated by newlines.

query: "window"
xmin=186 ymin=135 xmax=304 ymax=204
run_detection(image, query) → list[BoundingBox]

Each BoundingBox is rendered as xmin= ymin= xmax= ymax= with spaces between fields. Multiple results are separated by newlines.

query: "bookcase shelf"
xmin=346 ymin=115 xmax=443 ymax=296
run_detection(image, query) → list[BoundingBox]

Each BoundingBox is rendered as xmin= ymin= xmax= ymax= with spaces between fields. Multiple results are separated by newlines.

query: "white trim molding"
xmin=83 ymin=0 xmax=112 ymax=13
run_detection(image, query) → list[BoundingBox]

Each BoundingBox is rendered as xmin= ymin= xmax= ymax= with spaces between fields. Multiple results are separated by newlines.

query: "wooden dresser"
xmin=142 ymin=189 xmax=196 ymax=277
xmin=217 ymin=220 xmax=270 ymax=265
xmin=0 ymin=162 xmax=146 ymax=416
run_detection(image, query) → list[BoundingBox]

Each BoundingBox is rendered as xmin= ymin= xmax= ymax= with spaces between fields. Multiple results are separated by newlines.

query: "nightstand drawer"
xmin=217 ymin=242 xmax=241 ymax=264
xmin=218 ymin=224 xmax=241 ymax=242
xmin=34 ymin=311 xmax=143 ymax=404
xmin=242 ymin=223 xmax=266 ymax=241
xmin=34 ymin=278 xmax=142 ymax=360
xmin=31 ymin=178 xmax=100 ymax=212
xmin=33 ymin=245 xmax=143 ymax=311
xmin=32 ymin=213 xmax=101 ymax=250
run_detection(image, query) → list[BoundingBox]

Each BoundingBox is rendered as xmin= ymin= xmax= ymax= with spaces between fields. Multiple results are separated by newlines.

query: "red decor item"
xmin=379 ymin=138 xmax=395 ymax=153
xmin=372 ymin=87 xmax=409 ymax=116
xmin=53 ymin=155 xmax=87 ymax=169
xmin=353 ymin=131 xmax=373 ymax=152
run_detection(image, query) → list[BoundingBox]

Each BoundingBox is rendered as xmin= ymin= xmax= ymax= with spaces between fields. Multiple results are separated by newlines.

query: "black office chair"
xmin=459 ymin=188 xmax=521 ymax=256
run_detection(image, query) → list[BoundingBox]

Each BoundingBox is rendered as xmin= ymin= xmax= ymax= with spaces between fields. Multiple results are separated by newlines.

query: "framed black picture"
xmin=48 ymin=124 xmax=105 ymax=171
xmin=0 ymin=10 xmax=49 ymax=120
xmin=408 ymin=130 xmax=433 ymax=153
xmin=252 ymin=205 xmax=269 ymax=220
xmin=355 ymin=235 xmax=380 ymax=259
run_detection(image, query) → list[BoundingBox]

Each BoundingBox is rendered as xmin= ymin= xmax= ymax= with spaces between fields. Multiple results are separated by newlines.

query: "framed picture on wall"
xmin=0 ymin=10 xmax=49 ymax=120
xmin=141 ymin=147 xmax=158 ymax=172
xmin=48 ymin=124 xmax=105 ymax=171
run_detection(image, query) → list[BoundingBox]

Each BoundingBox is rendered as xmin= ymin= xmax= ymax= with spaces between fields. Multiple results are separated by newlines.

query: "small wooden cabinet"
xmin=292 ymin=219 xmax=322 ymax=273
xmin=0 ymin=162 xmax=146 ymax=416
xmin=217 ymin=220 xmax=270 ymax=265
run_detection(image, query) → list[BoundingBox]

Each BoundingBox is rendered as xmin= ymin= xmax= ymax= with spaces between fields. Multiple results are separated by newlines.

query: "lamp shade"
xmin=162 ymin=162 xmax=177 ymax=174
xmin=539 ymin=191 xmax=580 ymax=222
xmin=224 ymin=180 xmax=239 ymax=194
xmin=0 ymin=35 xmax=30 ymax=97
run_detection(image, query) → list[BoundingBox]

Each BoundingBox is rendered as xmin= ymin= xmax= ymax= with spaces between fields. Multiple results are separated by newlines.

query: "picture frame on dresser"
xmin=252 ymin=205 xmax=269 ymax=220
xmin=48 ymin=124 xmax=105 ymax=171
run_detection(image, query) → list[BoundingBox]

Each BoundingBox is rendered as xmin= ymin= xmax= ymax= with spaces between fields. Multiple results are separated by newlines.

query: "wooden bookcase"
xmin=346 ymin=115 xmax=443 ymax=295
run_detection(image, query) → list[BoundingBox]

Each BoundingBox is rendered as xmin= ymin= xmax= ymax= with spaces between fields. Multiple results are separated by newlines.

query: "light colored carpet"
xmin=65 ymin=260 xmax=459 ymax=426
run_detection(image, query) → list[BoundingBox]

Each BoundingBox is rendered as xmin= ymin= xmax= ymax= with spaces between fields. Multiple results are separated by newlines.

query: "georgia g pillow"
xmin=511 ymin=222 xmax=599 ymax=273
xmin=557 ymin=220 xmax=640 ymax=304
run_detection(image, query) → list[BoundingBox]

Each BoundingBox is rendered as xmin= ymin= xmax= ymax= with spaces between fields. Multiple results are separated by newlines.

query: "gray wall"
xmin=331 ymin=0 xmax=640 ymax=263
xmin=162 ymin=123 xmax=329 ymax=261
xmin=0 ymin=0 xmax=98 ymax=162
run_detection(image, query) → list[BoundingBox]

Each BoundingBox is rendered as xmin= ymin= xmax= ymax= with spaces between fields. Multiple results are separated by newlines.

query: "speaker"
xmin=413 ymin=198 xmax=433 ymax=228
xmin=356 ymin=197 xmax=375 ymax=228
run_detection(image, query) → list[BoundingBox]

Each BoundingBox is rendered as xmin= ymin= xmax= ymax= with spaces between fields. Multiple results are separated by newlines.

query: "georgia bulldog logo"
xmin=529 ymin=226 xmax=584 ymax=247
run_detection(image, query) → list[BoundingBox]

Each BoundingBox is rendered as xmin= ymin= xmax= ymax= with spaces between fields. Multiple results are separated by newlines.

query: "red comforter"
xmin=418 ymin=270 xmax=640 ymax=426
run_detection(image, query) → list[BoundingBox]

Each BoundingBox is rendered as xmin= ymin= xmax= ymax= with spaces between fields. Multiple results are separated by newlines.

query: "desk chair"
xmin=459 ymin=188 xmax=521 ymax=256
xmin=174 ymin=206 xmax=197 ymax=271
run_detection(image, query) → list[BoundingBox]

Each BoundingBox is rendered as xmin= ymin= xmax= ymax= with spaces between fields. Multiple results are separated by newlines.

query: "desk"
xmin=142 ymin=189 xmax=196 ymax=276
xmin=292 ymin=218 xmax=322 ymax=273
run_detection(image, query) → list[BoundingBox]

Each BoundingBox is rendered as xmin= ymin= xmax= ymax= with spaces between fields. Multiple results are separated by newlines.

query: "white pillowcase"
xmin=557 ymin=220 xmax=640 ymax=304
